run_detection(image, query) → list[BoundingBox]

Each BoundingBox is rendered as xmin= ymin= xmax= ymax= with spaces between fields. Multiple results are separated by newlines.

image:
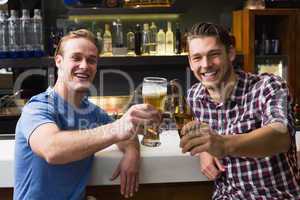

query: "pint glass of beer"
xmin=169 ymin=79 xmax=194 ymax=137
xmin=141 ymin=77 xmax=167 ymax=147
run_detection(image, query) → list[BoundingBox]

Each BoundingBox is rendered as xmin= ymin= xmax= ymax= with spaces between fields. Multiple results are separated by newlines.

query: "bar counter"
xmin=1 ymin=131 xmax=299 ymax=200
xmin=0 ymin=130 xmax=215 ymax=200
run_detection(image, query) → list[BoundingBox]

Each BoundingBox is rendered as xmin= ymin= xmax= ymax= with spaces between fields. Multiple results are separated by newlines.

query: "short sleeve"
xmin=261 ymin=75 xmax=295 ymax=136
xmin=17 ymin=100 xmax=56 ymax=143
xmin=96 ymin=107 xmax=114 ymax=125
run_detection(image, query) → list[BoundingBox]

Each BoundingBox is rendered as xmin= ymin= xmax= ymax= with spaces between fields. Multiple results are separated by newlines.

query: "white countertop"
xmin=0 ymin=130 xmax=207 ymax=188
xmin=1 ymin=131 xmax=299 ymax=188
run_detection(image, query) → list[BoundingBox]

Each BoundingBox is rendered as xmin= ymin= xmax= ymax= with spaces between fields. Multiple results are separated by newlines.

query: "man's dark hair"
xmin=188 ymin=22 xmax=234 ymax=51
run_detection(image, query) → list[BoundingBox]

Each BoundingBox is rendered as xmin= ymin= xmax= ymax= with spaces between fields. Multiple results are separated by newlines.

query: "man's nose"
xmin=200 ymin=56 xmax=210 ymax=68
xmin=79 ymin=59 xmax=88 ymax=69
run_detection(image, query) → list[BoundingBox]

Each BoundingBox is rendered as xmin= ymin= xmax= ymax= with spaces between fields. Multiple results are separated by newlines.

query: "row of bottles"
xmin=95 ymin=19 xmax=188 ymax=56
xmin=0 ymin=9 xmax=44 ymax=59
xmin=255 ymin=24 xmax=280 ymax=56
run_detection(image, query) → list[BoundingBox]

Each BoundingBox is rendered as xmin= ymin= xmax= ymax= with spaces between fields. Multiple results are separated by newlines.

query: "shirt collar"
xmin=195 ymin=70 xmax=246 ymax=107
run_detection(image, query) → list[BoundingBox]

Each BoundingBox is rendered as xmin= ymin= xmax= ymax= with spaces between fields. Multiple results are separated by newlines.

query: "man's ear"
xmin=228 ymin=46 xmax=236 ymax=62
xmin=55 ymin=54 xmax=63 ymax=69
xmin=188 ymin=55 xmax=196 ymax=72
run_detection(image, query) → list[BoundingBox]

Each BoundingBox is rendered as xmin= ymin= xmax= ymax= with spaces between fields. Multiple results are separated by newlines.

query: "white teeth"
xmin=203 ymin=71 xmax=217 ymax=77
xmin=75 ymin=73 xmax=89 ymax=79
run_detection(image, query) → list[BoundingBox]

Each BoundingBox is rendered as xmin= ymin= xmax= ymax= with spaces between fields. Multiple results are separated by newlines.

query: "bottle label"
xmin=103 ymin=38 xmax=112 ymax=52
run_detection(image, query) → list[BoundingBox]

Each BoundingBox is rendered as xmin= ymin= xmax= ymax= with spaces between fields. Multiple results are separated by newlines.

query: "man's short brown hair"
xmin=55 ymin=29 xmax=99 ymax=56
xmin=187 ymin=22 xmax=234 ymax=51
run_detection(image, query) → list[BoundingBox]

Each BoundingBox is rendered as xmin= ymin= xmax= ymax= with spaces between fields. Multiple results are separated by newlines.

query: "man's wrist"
xmin=222 ymin=135 xmax=235 ymax=157
xmin=96 ymin=123 xmax=120 ymax=144
xmin=125 ymin=141 xmax=140 ymax=155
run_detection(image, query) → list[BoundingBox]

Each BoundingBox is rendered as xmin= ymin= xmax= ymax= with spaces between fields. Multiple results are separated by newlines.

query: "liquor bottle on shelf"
xmin=32 ymin=9 xmax=44 ymax=57
xmin=175 ymin=23 xmax=181 ymax=55
xmin=258 ymin=24 xmax=270 ymax=55
xmin=165 ymin=21 xmax=174 ymax=55
xmin=20 ymin=9 xmax=33 ymax=58
xmin=0 ymin=10 xmax=9 ymax=59
xmin=181 ymin=28 xmax=188 ymax=53
xmin=156 ymin=29 xmax=166 ymax=55
xmin=102 ymin=24 xmax=113 ymax=56
xmin=96 ymin=31 xmax=103 ymax=55
xmin=112 ymin=19 xmax=127 ymax=55
xmin=142 ymin=23 xmax=151 ymax=55
xmin=134 ymin=24 xmax=142 ymax=56
xmin=8 ymin=10 xmax=21 ymax=58
xmin=126 ymin=28 xmax=135 ymax=56
xmin=91 ymin=21 xmax=97 ymax=35
xmin=112 ymin=19 xmax=124 ymax=48
xmin=149 ymin=22 xmax=157 ymax=55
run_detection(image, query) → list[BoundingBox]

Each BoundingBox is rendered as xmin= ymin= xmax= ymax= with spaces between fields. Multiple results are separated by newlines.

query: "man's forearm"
xmin=224 ymin=122 xmax=291 ymax=158
xmin=44 ymin=123 xmax=120 ymax=164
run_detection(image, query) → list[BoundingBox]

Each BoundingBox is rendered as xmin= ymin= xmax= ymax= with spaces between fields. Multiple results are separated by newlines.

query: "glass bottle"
xmin=142 ymin=23 xmax=151 ymax=55
xmin=181 ymin=28 xmax=188 ymax=53
xmin=32 ymin=9 xmax=44 ymax=57
xmin=96 ymin=31 xmax=102 ymax=55
xmin=102 ymin=24 xmax=112 ymax=56
xmin=134 ymin=24 xmax=142 ymax=56
xmin=127 ymin=28 xmax=135 ymax=56
xmin=175 ymin=23 xmax=181 ymax=55
xmin=21 ymin=9 xmax=33 ymax=57
xmin=112 ymin=19 xmax=124 ymax=48
xmin=149 ymin=22 xmax=157 ymax=55
xmin=8 ymin=10 xmax=21 ymax=58
xmin=0 ymin=10 xmax=9 ymax=58
xmin=156 ymin=29 xmax=166 ymax=55
xmin=165 ymin=21 xmax=174 ymax=55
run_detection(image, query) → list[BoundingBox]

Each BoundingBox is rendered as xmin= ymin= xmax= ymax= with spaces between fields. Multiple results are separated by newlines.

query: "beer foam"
xmin=142 ymin=84 xmax=167 ymax=96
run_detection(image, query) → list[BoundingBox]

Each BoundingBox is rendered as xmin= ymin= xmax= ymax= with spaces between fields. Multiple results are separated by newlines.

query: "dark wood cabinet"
xmin=233 ymin=9 xmax=299 ymax=99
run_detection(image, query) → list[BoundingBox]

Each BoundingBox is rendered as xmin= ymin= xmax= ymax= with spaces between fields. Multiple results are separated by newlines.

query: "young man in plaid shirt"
xmin=180 ymin=22 xmax=300 ymax=199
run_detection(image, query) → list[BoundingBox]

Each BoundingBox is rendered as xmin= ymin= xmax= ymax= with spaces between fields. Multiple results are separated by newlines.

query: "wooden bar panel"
xmin=86 ymin=182 xmax=214 ymax=200
xmin=0 ymin=182 xmax=214 ymax=200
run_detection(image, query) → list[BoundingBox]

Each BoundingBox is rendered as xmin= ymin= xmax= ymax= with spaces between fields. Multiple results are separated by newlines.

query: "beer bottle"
xmin=169 ymin=79 xmax=194 ymax=137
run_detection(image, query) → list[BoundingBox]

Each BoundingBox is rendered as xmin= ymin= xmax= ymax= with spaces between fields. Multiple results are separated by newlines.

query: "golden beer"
xmin=143 ymin=93 xmax=167 ymax=111
xmin=141 ymin=77 xmax=167 ymax=147
xmin=174 ymin=112 xmax=193 ymax=137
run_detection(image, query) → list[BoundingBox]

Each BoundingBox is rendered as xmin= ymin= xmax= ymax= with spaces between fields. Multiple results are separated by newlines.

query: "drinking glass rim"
xmin=143 ymin=77 xmax=167 ymax=83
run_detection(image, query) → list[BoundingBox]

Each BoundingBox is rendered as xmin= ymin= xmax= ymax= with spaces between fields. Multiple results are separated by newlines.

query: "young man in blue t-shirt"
xmin=14 ymin=29 xmax=161 ymax=200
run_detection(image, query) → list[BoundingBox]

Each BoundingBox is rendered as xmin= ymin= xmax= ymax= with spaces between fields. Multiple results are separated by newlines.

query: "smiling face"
xmin=55 ymin=37 xmax=98 ymax=93
xmin=188 ymin=36 xmax=235 ymax=90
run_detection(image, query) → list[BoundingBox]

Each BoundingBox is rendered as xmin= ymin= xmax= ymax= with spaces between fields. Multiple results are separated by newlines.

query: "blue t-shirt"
xmin=14 ymin=88 xmax=112 ymax=200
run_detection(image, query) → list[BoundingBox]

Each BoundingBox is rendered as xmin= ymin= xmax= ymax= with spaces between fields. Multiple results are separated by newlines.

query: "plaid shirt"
xmin=187 ymin=70 xmax=300 ymax=200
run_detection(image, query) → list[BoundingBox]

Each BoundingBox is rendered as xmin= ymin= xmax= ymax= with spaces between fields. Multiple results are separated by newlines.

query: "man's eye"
xmin=209 ymin=52 xmax=221 ymax=58
xmin=72 ymin=56 xmax=81 ymax=61
xmin=88 ymin=58 xmax=97 ymax=64
xmin=192 ymin=57 xmax=201 ymax=61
